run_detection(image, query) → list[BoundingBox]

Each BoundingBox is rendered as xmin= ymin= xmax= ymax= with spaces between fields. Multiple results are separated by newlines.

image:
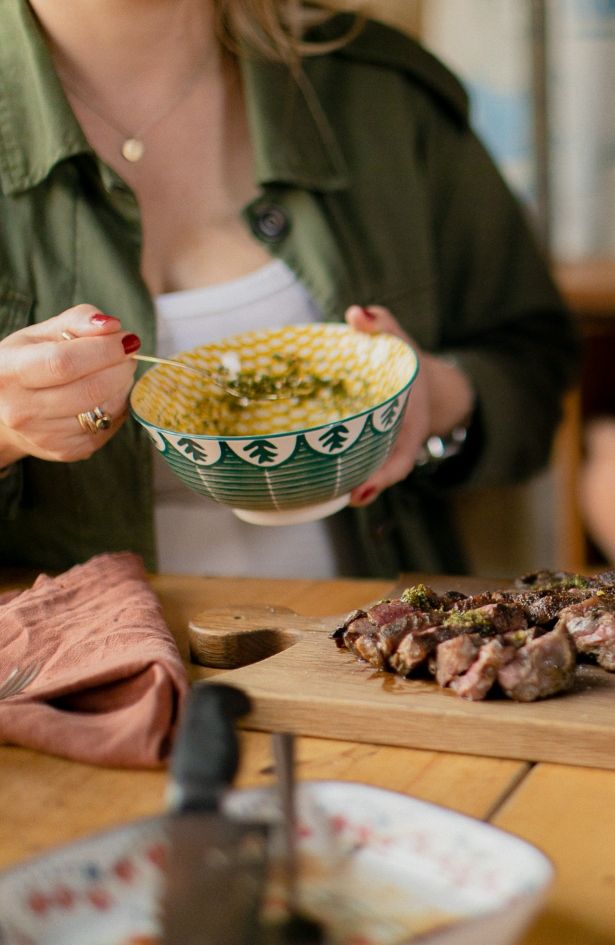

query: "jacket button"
xmin=250 ymin=203 xmax=290 ymax=242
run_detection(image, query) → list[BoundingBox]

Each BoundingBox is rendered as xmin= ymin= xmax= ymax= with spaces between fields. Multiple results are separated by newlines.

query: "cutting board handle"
xmin=188 ymin=605 xmax=341 ymax=669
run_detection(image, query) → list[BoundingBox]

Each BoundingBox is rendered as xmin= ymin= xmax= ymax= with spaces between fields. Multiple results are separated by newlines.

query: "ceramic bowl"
xmin=0 ymin=781 xmax=553 ymax=945
xmin=129 ymin=323 xmax=418 ymax=524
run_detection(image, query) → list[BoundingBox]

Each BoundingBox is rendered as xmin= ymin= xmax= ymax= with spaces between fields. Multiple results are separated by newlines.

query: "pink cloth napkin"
xmin=0 ymin=552 xmax=189 ymax=768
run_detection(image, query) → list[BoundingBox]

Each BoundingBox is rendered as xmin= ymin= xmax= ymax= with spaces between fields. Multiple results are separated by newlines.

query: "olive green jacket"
xmin=0 ymin=1 xmax=578 ymax=576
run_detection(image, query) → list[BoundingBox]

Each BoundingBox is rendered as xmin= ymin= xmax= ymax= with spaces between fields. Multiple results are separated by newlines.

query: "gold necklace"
xmin=62 ymin=66 xmax=208 ymax=163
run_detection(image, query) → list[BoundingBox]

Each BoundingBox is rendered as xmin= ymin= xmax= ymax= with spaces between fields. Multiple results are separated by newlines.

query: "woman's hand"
xmin=344 ymin=305 xmax=475 ymax=506
xmin=0 ymin=305 xmax=141 ymax=467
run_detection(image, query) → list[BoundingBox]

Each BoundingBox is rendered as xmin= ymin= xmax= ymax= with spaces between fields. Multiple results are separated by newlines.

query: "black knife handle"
xmin=169 ymin=683 xmax=252 ymax=812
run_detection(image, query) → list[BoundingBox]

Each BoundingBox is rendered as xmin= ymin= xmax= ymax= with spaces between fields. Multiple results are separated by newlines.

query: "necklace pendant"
xmin=121 ymin=137 xmax=144 ymax=162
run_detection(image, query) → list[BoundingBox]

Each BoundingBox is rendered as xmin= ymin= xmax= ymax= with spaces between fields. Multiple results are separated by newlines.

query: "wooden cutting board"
xmin=188 ymin=578 xmax=615 ymax=771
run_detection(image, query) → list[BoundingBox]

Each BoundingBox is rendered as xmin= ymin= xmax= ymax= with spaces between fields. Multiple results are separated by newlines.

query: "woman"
xmin=0 ymin=0 xmax=578 ymax=577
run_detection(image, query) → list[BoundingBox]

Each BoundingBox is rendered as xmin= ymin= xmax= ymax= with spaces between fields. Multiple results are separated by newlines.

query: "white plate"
xmin=0 ymin=781 xmax=553 ymax=945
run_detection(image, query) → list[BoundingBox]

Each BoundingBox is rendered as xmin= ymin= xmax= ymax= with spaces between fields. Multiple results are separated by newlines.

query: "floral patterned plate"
xmin=0 ymin=781 xmax=553 ymax=945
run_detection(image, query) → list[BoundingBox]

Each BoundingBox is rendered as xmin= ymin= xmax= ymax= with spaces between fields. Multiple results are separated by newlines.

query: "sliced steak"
xmin=331 ymin=610 xmax=371 ymax=649
xmin=497 ymin=623 xmax=577 ymax=701
xmin=446 ymin=591 xmax=506 ymax=613
xmin=333 ymin=602 xmax=444 ymax=671
xmin=449 ymin=639 xmax=516 ymax=701
xmin=335 ymin=614 xmax=385 ymax=668
xmin=555 ymin=594 xmax=615 ymax=671
xmin=444 ymin=601 xmax=528 ymax=635
xmin=438 ymin=589 xmax=470 ymax=608
xmin=520 ymin=589 xmax=594 ymax=626
xmin=331 ymin=569 xmax=615 ymax=703
xmin=388 ymin=602 xmax=525 ymax=678
xmin=595 ymin=570 xmax=615 ymax=590
xmin=388 ymin=623 xmax=451 ymax=676
xmin=352 ymin=631 xmax=386 ymax=669
xmin=376 ymin=612 xmax=438 ymax=663
xmin=514 ymin=570 xmax=593 ymax=591
xmin=434 ymin=634 xmax=482 ymax=687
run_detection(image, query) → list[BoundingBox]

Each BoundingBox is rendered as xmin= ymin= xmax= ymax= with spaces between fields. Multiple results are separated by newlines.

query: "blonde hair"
xmin=214 ymin=1 xmax=361 ymax=64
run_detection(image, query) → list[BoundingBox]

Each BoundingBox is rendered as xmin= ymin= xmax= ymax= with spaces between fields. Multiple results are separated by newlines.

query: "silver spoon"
xmin=132 ymin=353 xmax=290 ymax=405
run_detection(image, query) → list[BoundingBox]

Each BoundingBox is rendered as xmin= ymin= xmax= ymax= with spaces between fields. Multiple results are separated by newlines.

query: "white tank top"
xmin=153 ymin=259 xmax=350 ymax=577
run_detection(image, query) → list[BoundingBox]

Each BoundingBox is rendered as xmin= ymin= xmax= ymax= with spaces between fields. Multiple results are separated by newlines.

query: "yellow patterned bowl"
xmin=130 ymin=323 xmax=418 ymax=524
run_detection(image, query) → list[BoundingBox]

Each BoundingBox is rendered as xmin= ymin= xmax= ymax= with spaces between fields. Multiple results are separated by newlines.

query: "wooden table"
xmin=1 ymin=573 xmax=614 ymax=945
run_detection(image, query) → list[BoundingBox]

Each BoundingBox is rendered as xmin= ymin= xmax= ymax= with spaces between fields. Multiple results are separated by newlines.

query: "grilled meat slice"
xmin=389 ymin=622 xmax=453 ymax=676
xmin=332 ymin=570 xmax=615 ymax=703
xmin=512 ymin=589 xmax=593 ymax=626
xmin=555 ymin=594 xmax=615 ymax=671
xmin=449 ymin=639 xmax=517 ymax=701
xmin=434 ymin=634 xmax=483 ymax=687
xmin=595 ymin=570 xmax=615 ymax=589
xmin=332 ymin=600 xmax=443 ymax=670
xmin=332 ymin=611 xmax=384 ymax=668
xmin=445 ymin=601 xmax=528 ymax=634
xmin=374 ymin=613 xmax=435 ymax=664
xmin=331 ymin=609 xmax=369 ymax=647
xmin=514 ymin=570 xmax=594 ymax=591
xmin=445 ymin=591 xmax=506 ymax=612
xmin=388 ymin=602 xmax=525 ymax=678
xmin=353 ymin=634 xmax=384 ymax=668
xmin=446 ymin=589 xmax=568 ymax=628
xmin=497 ymin=623 xmax=576 ymax=701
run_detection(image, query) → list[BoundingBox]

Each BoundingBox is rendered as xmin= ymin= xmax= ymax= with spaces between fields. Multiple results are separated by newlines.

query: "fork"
xmin=0 ymin=664 xmax=41 ymax=700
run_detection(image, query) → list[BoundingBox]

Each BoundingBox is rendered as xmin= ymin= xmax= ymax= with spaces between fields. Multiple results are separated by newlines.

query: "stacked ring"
xmin=77 ymin=407 xmax=112 ymax=434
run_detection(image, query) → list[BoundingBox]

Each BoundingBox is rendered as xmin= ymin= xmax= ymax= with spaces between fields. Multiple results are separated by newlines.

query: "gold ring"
xmin=77 ymin=411 xmax=98 ymax=434
xmin=61 ymin=330 xmax=76 ymax=341
xmin=77 ymin=407 xmax=112 ymax=434
xmin=93 ymin=406 xmax=112 ymax=430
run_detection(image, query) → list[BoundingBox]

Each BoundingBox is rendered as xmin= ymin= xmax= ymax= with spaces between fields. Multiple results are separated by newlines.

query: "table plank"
xmin=0 ymin=734 xmax=527 ymax=871
xmin=0 ymin=748 xmax=167 ymax=869
xmin=234 ymin=730 xmax=529 ymax=818
xmin=493 ymin=763 xmax=615 ymax=945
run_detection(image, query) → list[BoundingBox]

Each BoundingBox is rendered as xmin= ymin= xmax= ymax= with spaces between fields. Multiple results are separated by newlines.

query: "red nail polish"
xmin=356 ymin=485 xmax=377 ymax=504
xmin=361 ymin=307 xmax=376 ymax=320
xmin=90 ymin=313 xmax=119 ymax=327
xmin=122 ymin=333 xmax=141 ymax=354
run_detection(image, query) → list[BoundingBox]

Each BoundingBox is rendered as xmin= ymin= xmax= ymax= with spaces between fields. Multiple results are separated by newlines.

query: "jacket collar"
xmin=240 ymin=55 xmax=349 ymax=192
xmin=0 ymin=0 xmax=91 ymax=196
xmin=0 ymin=0 xmax=349 ymax=197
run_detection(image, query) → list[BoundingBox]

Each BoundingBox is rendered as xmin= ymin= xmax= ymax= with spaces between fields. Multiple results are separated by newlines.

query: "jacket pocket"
xmin=0 ymin=282 xmax=34 ymax=341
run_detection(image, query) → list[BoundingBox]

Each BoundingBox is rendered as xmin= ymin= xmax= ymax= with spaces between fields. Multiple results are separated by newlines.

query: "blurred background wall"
xmin=329 ymin=0 xmax=615 ymax=576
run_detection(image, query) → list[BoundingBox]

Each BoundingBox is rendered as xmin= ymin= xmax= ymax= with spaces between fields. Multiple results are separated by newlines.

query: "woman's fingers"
xmin=344 ymin=303 xmax=430 ymax=507
xmin=350 ymin=376 xmax=430 ymax=505
xmin=7 ymin=305 xmax=122 ymax=343
xmin=0 ymin=305 xmax=141 ymax=464
xmin=0 ymin=359 xmax=135 ymax=428
xmin=2 ymin=410 xmax=128 ymax=463
xmin=6 ymin=329 xmax=140 ymax=391
xmin=345 ymin=304 xmax=413 ymax=343
xmin=0 ymin=304 xmax=141 ymax=389
xmin=0 ymin=382 xmax=130 ymax=463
